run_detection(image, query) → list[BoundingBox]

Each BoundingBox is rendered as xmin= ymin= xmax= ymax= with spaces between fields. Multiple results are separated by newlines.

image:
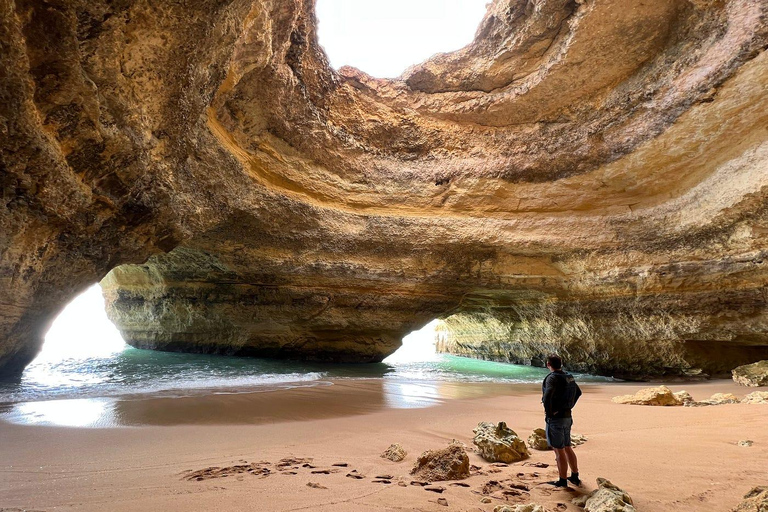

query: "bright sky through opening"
xmin=315 ymin=0 xmax=489 ymax=78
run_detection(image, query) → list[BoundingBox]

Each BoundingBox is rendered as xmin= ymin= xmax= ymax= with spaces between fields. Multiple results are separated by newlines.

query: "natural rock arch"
xmin=1 ymin=0 xmax=767 ymax=378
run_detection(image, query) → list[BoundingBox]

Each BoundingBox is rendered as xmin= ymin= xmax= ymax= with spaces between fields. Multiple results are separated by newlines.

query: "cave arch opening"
xmin=35 ymin=284 xmax=127 ymax=363
xmin=384 ymin=319 xmax=441 ymax=363
xmin=314 ymin=0 xmax=489 ymax=78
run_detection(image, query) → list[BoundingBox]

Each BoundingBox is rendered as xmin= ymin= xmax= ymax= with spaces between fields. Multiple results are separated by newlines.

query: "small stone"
xmin=732 ymin=360 xmax=768 ymax=387
xmin=673 ymin=390 xmax=695 ymax=405
xmin=425 ymin=485 xmax=446 ymax=493
xmin=473 ymin=422 xmax=530 ymax=463
xmin=737 ymin=440 xmax=754 ymax=447
xmin=686 ymin=393 xmax=740 ymax=407
xmin=306 ymin=482 xmax=327 ymax=489
xmin=437 ymin=497 xmax=448 ymax=506
xmin=381 ymin=443 xmax=407 ymax=462
xmin=481 ymin=497 xmax=493 ymax=503
xmin=494 ymin=504 xmax=546 ymax=512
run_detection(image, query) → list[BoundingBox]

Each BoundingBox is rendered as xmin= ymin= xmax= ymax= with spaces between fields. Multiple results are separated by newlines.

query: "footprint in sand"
xmin=182 ymin=462 xmax=272 ymax=481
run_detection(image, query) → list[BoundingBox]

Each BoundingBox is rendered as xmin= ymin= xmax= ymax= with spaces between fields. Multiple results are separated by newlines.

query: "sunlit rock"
xmin=473 ymin=422 xmax=530 ymax=463
xmin=611 ymin=386 xmax=686 ymax=406
xmin=572 ymin=478 xmax=635 ymax=512
xmin=732 ymin=360 xmax=768 ymax=387
xmin=741 ymin=391 xmax=768 ymax=404
xmin=731 ymin=487 xmax=768 ymax=512
xmin=410 ymin=442 xmax=470 ymax=481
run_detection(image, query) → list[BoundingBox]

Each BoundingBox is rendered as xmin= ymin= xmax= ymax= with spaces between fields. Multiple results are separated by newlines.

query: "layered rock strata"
xmin=1 ymin=0 xmax=768 ymax=376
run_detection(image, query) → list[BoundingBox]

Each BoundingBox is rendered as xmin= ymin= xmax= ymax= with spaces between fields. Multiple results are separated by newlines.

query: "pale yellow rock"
xmin=687 ymin=393 xmax=741 ymax=407
xmin=494 ymin=504 xmax=546 ymax=512
xmin=741 ymin=391 xmax=768 ymax=404
xmin=473 ymin=422 xmax=530 ymax=463
xmin=731 ymin=486 xmax=768 ymax=512
xmin=528 ymin=428 xmax=587 ymax=450
xmin=673 ymin=390 xmax=695 ymax=405
xmin=612 ymin=386 xmax=684 ymax=406
xmin=732 ymin=360 xmax=768 ymax=387
xmin=381 ymin=444 xmax=407 ymax=462
xmin=573 ymin=478 xmax=636 ymax=512
xmin=410 ymin=442 xmax=469 ymax=482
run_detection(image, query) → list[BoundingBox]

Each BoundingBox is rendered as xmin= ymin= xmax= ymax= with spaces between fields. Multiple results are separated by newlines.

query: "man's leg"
xmin=553 ymin=448 xmax=568 ymax=479
xmin=564 ymin=446 xmax=578 ymax=474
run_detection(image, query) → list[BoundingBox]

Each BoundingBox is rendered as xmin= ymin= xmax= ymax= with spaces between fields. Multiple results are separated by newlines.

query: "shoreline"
xmin=0 ymin=378 xmax=765 ymax=511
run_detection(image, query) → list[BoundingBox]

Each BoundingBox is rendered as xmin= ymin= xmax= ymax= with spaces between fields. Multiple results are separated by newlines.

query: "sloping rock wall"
xmin=2 ymin=0 xmax=767 ymax=375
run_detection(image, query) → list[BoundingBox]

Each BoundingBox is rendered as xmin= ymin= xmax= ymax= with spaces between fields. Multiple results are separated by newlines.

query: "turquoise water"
xmin=0 ymin=347 xmax=610 ymax=404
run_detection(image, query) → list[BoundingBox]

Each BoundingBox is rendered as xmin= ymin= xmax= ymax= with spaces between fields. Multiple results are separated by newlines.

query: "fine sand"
xmin=0 ymin=379 xmax=766 ymax=511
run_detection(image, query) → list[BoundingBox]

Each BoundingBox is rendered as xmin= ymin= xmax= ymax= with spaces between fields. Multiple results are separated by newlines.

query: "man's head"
xmin=546 ymin=354 xmax=563 ymax=370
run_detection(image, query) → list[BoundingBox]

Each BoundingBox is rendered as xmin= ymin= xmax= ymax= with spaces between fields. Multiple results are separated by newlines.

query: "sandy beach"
xmin=0 ymin=379 xmax=766 ymax=512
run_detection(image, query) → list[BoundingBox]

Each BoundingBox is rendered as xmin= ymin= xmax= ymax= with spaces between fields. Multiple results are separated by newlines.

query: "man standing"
xmin=542 ymin=354 xmax=582 ymax=487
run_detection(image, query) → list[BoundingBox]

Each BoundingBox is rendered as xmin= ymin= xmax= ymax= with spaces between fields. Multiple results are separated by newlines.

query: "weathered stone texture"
xmin=1 ymin=0 xmax=767 ymax=375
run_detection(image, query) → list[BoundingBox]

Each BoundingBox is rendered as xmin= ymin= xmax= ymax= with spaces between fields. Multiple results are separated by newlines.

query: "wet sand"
xmin=0 ymin=379 xmax=766 ymax=511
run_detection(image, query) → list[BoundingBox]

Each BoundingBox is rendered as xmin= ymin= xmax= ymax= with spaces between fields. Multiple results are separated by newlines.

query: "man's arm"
xmin=542 ymin=374 xmax=556 ymax=417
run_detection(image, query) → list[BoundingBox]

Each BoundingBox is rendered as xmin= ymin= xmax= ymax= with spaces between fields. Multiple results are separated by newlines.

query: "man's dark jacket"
xmin=542 ymin=370 xmax=582 ymax=419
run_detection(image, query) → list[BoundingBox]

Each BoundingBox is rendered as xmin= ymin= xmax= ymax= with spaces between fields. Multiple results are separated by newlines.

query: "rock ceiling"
xmin=1 ymin=0 xmax=767 ymax=378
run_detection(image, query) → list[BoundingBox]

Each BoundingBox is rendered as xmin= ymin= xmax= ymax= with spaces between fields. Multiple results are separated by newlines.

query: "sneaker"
xmin=567 ymin=475 xmax=582 ymax=486
xmin=547 ymin=478 xmax=569 ymax=488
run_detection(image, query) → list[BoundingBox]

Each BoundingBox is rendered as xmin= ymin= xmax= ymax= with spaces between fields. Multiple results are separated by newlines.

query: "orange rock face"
xmin=1 ymin=0 xmax=767 ymax=376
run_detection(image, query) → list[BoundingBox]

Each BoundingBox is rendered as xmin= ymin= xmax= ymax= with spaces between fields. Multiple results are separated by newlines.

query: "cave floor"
xmin=0 ymin=379 xmax=765 ymax=512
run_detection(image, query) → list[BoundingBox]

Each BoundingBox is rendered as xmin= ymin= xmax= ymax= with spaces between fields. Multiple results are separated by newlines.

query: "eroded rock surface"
xmin=731 ymin=486 xmax=768 ymax=512
xmin=410 ymin=442 xmax=470 ymax=482
xmin=573 ymin=478 xmax=636 ymax=512
xmin=612 ymin=386 xmax=687 ymax=406
xmin=528 ymin=428 xmax=587 ymax=451
xmin=1 ymin=0 xmax=768 ymax=375
xmin=733 ymin=360 xmax=768 ymax=387
xmin=381 ymin=444 xmax=407 ymax=462
xmin=742 ymin=391 xmax=768 ymax=404
xmin=473 ymin=422 xmax=530 ymax=463
xmin=686 ymin=393 xmax=740 ymax=406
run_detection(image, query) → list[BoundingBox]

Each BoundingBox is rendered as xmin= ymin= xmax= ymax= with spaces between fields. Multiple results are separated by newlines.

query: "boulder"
xmin=572 ymin=478 xmax=635 ymax=512
xmin=731 ymin=486 xmax=768 ymax=512
xmin=381 ymin=444 xmax=407 ymax=462
xmin=611 ymin=386 xmax=685 ymax=406
xmin=686 ymin=393 xmax=741 ymax=407
xmin=410 ymin=442 xmax=470 ymax=481
xmin=732 ymin=361 xmax=768 ymax=387
xmin=528 ymin=429 xmax=550 ymax=451
xmin=473 ymin=422 xmax=530 ymax=463
xmin=741 ymin=391 xmax=768 ymax=404
xmin=528 ymin=428 xmax=587 ymax=450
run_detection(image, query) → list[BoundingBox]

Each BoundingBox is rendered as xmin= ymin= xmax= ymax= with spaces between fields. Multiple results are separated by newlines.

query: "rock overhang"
xmin=0 ymin=0 xmax=767 ymax=377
